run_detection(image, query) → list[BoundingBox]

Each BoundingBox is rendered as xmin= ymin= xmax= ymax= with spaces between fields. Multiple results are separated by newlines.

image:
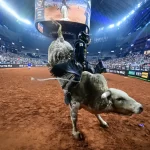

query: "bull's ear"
xmin=101 ymin=91 xmax=111 ymax=100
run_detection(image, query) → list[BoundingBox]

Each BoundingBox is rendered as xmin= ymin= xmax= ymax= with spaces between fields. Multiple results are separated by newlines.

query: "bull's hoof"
xmin=72 ymin=131 xmax=84 ymax=140
xmin=100 ymin=122 xmax=109 ymax=128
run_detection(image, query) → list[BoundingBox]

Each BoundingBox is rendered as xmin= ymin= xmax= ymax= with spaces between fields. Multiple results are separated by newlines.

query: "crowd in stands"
xmin=103 ymin=52 xmax=150 ymax=71
xmin=87 ymin=51 xmax=150 ymax=71
xmin=0 ymin=49 xmax=46 ymax=65
xmin=1 ymin=45 xmax=150 ymax=71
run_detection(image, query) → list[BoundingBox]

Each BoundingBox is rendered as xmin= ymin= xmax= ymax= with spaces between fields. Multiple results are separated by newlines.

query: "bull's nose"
xmin=139 ymin=106 xmax=143 ymax=113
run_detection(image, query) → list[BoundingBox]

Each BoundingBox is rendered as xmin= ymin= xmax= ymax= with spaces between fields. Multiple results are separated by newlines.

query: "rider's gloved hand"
xmin=82 ymin=61 xmax=87 ymax=70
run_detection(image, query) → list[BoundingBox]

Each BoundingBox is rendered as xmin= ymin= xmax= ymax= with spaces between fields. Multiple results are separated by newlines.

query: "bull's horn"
xmin=101 ymin=91 xmax=111 ymax=99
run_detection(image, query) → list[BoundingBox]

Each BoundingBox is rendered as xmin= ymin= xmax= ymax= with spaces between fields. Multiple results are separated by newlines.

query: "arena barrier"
xmin=0 ymin=64 xmax=46 ymax=68
xmin=106 ymin=69 xmax=150 ymax=82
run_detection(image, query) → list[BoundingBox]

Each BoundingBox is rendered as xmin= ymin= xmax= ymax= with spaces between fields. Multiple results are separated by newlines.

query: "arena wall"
xmin=0 ymin=64 xmax=46 ymax=68
xmin=107 ymin=69 xmax=150 ymax=82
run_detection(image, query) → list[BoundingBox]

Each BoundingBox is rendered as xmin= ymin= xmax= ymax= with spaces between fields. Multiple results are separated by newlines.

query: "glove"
xmin=82 ymin=61 xmax=87 ymax=70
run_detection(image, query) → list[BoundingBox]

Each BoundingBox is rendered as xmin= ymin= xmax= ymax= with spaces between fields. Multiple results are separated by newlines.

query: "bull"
xmin=69 ymin=71 xmax=143 ymax=140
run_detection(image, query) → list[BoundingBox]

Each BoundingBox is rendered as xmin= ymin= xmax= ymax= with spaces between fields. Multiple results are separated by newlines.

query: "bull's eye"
xmin=117 ymin=98 xmax=123 ymax=101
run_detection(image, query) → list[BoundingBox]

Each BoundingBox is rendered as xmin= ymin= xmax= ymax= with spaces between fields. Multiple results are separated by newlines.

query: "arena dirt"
xmin=0 ymin=67 xmax=150 ymax=150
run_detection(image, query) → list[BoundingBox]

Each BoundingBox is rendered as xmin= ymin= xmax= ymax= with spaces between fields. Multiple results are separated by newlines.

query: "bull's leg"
xmin=95 ymin=114 xmax=109 ymax=128
xmin=69 ymin=101 xmax=83 ymax=140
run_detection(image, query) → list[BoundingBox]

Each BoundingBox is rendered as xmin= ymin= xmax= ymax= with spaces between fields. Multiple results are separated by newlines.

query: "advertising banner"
xmin=0 ymin=64 xmax=14 ymax=68
xmin=128 ymin=70 xmax=150 ymax=81
xmin=107 ymin=69 xmax=150 ymax=81
xmin=0 ymin=64 xmax=46 ymax=68
xmin=128 ymin=71 xmax=136 ymax=76
xmin=141 ymin=72 xmax=149 ymax=79
xmin=135 ymin=71 xmax=142 ymax=77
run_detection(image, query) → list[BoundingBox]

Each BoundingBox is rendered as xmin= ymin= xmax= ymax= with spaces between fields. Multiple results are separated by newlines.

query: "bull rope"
xmin=31 ymin=77 xmax=79 ymax=82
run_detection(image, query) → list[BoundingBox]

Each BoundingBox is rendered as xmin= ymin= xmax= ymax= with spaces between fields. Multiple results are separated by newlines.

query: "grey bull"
xmin=47 ymin=21 xmax=143 ymax=140
xmin=68 ymin=71 xmax=143 ymax=140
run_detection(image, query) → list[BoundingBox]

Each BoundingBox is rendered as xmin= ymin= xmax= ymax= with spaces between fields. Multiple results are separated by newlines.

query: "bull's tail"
xmin=51 ymin=19 xmax=63 ymax=38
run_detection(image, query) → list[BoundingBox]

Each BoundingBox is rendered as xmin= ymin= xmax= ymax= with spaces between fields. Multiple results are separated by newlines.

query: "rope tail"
xmin=31 ymin=77 xmax=79 ymax=83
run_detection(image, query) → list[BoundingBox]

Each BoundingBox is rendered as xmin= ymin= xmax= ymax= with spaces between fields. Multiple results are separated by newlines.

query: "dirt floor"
xmin=44 ymin=5 xmax=86 ymax=24
xmin=0 ymin=67 xmax=150 ymax=150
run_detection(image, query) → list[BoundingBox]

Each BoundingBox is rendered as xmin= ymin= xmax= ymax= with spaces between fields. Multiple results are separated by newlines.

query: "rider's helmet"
xmin=78 ymin=31 xmax=91 ymax=45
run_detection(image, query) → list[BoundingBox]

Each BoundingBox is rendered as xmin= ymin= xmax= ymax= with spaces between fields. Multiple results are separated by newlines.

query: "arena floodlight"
xmin=138 ymin=2 xmax=142 ymax=8
xmin=130 ymin=10 xmax=135 ymax=15
xmin=111 ymin=51 xmax=114 ymax=52
xmin=87 ymin=52 xmax=89 ymax=54
xmin=122 ymin=16 xmax=127 ymax=21
xmin=131 ymin=44 xmax=134 ymax=47
xmin=98 ymin=52 xmax=101 ymax=53
xmin=98 ymin=1 xmax=145 ymax=31
xmin=36 ymin=48 xmax=39 ymax=50
xmin=0 ymin=0 xmax=31 ymax=25
xmin=108 ymin=24 xmax=115 ymax=28
xmin=12 ymin=42 xmax=15 ymax=45
xmin=22 ymin=46 xmax=25 ymax=48
xmin=120 ymin=48 xmax=122 ymax=50
xmin=20 ymin=19 xmax=31 ymax=25
xmin=116 ymin=21 xmax=121 ymax=26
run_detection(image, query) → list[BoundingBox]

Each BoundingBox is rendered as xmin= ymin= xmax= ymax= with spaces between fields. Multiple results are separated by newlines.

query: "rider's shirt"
xmin=74 ymin=39 xmax=86 ymax=64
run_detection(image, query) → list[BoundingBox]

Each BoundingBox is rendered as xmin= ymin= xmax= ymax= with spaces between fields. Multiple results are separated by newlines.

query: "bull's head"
xmin=101 ymin=88 xmax=143 ymax=115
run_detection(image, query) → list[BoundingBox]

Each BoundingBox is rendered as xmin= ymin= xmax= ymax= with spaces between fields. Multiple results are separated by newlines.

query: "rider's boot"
xmin=64 ymin=91 xmax=71 ymax=105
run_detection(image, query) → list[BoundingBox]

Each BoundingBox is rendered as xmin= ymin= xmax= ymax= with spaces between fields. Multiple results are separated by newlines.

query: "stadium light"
xmin=87 ymin=52 xmax=89 ymax=54
xmin=98 ymin=52 xmax=101 ymax=53
xmin=123 ymin=17 xmax=127 ymax=21
xmin=108 ymin=24 xmax=115 ymax=28
xmin=131 ymin=44 xmax=134 ymax=47
xmin=116 ymin=21 xmax=121 ymax=26
xmin=130 ymin=10 xmax=135 ymax=15
xmin=138 ymin=2 xmax=142 ymax=8
xmin=0 ymin=0 xmax=31 ymax=25
xmin=22 ymin=46 xmax=25 ymax=48
xmin=12 ymin=42 xmax=15 ymax=45
xmin=111 ymin=51 xmax=114 ymax=52
xmin=120 ymin=48 xmax=122 ymax=50
xmin=99 ymin=27 xmax=104 ymax=31
xmin=98 ymin=1 xmax=146 ymax=31
xmin=36 ymin=48 xmax=39 ymax=50
xmin=0 ymin=38 xmax=1 ymax=40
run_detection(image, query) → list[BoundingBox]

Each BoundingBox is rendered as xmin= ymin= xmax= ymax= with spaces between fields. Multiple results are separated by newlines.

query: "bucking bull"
xmin=46 ymin=21 xmax=143 ymax=140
